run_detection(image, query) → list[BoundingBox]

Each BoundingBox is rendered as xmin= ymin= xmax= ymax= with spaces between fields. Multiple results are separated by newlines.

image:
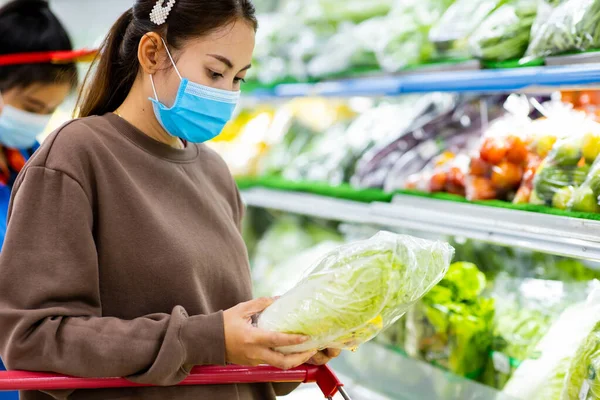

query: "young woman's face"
xmin=1 ymin=82 xmax=71 ymax=115
xmin=153 ymin=20 xmax=256 ymax=106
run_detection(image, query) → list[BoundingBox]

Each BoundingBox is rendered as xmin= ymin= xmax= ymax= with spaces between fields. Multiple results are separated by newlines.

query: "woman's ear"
xmin=138 ymin=32 xmax=165 ymax=75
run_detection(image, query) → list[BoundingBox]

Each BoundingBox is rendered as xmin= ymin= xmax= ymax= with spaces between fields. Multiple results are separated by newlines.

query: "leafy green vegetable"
xmin=563 ymin=321 xmax=600 ymax=400
xmin=470 ymin=1 xmax=538 ymax=61
xmin=526 ymin=0 xmax=600 ymax=58
xmin=405 ymin=262 xmax=495 ymax=378
xmin=257 ymin=232 xmax=454 ymax=353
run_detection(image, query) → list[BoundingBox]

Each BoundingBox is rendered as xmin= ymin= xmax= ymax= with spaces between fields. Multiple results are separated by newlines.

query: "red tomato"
xmin=506 ymin=136 xmax=528 ymax=165
xmin=447 ymin=166 xmax=466 ymax=187
xmin=480 ymin=137 xmax=508 ymax=165
xmin=491 ymin=161 xmax=524 ymax=190
xmin=469 ymin=157 xmax=491 ymax=177
xmin=467 ymin=177 xmax=497 ymax=200
xmin=429 ymin=172 xmax=447 ymax=193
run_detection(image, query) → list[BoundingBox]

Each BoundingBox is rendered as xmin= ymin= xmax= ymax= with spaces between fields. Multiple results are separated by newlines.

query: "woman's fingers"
xmin=260 ymin=349 xmax=316 ymax=370
xmin=253 ymin=328 xmax=308 ymax=348
xmin=307 ymin=348 xmax=342 ymax=365
xmin=237 ymin=297 xmax=274 ymax=318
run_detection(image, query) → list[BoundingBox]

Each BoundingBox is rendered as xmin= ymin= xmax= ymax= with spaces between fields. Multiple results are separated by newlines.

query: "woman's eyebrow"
xmin=208 ymin=54 xmax=251 ymax=71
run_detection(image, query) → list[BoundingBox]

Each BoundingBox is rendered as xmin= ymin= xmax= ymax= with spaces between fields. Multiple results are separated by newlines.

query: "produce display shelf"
xmin=247 ymin=63 xmax=600 ymax=98
xmin=241 ymin=188 xmax=600 ymax=262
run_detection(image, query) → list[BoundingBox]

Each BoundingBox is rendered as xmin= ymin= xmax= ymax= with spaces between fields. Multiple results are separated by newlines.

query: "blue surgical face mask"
xmin=149 ymin=39 xmax=240 ymax=144
xmin=0 ymin=102 xmax=50 ymax=149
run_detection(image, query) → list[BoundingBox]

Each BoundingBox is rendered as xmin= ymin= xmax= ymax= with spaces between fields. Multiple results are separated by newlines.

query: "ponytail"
xmin=76 ymin=0 xmax=257 ymax=118
xmin=75 ymin=9 xmax=135 ymax=118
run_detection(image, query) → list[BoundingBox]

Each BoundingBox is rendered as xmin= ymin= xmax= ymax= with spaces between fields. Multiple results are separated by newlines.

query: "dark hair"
xmin=76 ymin=0 xmax=257 ymax=118
xmin=0 ymin=0 xmax=78 ymax=92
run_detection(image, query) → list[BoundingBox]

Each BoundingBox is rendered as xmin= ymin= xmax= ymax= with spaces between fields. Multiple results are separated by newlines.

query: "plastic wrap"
xmin=352 ymin=94 xmax=510 ymax=190
xmin=429 ymin=0 xmax=504 ymax=58
xmin=567 ymin=150 xmax=600 ymax=214
xmin=525 ymin=0 xmax=600 ymax=59
xmin=256 ymin=232 xmax=454 ymax=353
xmin=530 ymin=113 xmax=600 ymax=208
xmin=403 ymin=152 xmax=471 ymax=195
xmin=404 ymin=262 xmax=494 ymax=378
xmin=504 ymin=286 xmax=600 ymax=400
xmin=465 ymin=95 xmax=533 ymax=201
xmin=483 ymin=277 xmax=592 ymax=389
xmin=469 ymin=0 xmax=538 ymax=61
xmin=562 ymin=321 xmax=600 ymax=399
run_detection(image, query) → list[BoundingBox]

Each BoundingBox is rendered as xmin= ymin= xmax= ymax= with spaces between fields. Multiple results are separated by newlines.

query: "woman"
xmin=0 ymin=0 xmax=77 ymax=250
xmin=0 ymin=1 xmax=338 ymax=399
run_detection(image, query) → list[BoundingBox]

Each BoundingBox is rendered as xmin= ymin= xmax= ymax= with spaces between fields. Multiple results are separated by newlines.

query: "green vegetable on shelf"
xmin=526 ymin=0 xmax=600 ymax=58
xmin=552 ymin=186 xmax=574 ymax=210
xmin=563 ymin=321 xmax=600 ymax=400
xmin=572 ymin=186 xmax=600 ymax=213
xmin=469 ymin=0 xmax=538 ymax=61
xmin=405 ymin=262 xmax=495 ymax=378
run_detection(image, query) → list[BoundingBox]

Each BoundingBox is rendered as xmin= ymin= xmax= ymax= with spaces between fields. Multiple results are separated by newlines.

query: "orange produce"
xmin=469 ymin=157 xmax=491 ymax=177
xmin=506 ymin=136 xmax=528 ymax=165
xmin=430 ymin=172 xmax=448 ymax=193
xmin=467 ymin=177 xmax=497 ymax=200
xmin=480 ymin=137 xmax=508 ymax=165
xmin=491 ymin=161 xmax=523 ymax=191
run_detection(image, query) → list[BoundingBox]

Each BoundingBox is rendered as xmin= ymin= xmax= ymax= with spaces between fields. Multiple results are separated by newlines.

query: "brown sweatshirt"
xmin=0 ymin=113 xmax=295 ymax=399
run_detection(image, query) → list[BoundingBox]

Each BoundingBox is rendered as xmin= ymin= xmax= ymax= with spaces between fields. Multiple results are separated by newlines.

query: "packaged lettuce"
xmin=256 ymin=232 xmax=454 ymax=354
xmin=405 ymin=262 xmax=495 ymax=378
xmin=562 ymin=321 xmax=600 ymax=399
xmin=504 ymin=286 xmax=600 ymax=400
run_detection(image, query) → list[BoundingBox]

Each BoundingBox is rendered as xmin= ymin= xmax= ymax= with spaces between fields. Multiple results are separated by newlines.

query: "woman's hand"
xmin=307 ymin=348 xmax=342 ymax=366
xmin=224 ymin=297 xmax=316 ymax=370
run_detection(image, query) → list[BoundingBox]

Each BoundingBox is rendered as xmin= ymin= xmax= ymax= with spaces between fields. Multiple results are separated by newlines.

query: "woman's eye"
xmin=209 ymin=71 xmax=223 ymax=80
xmin=233 ymin=77 xmax=246 ymax=84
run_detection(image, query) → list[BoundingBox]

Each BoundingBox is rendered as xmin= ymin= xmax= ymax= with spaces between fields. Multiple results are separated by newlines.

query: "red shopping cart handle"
xmin=0 ymin=365 xmax=344 ymax=398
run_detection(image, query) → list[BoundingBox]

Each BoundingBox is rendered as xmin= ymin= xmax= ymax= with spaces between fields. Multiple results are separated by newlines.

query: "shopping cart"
xmin=0 ymin=364 xmax=350 ymax=400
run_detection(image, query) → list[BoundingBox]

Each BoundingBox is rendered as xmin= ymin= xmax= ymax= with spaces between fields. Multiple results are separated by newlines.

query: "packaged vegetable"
xmin=469 ymin=0 xmax=539 ymax=61
xmin=562 ymin=321 xmax=600 ymax=399
xmin=525 ymin=0 xmax=600 ymax=59
xmin=565 ymin=154 xmax=600 ymax=214
xmin=466 ymin=95 xmax=533 ymax=201
xmin=531 ymin=113 xmax=600 ymax=209
xmin=405 ymin=262 xmax=495 ymax=378
xmin=483 ymin=277 xmax=592 ymax=389
xmin=257 ymin=232 xmax=454 ymax=353
xmin=504 ymin=285 xmax=600 ymax=400
xmin=429 ymin=0 xmax=506 ymax=58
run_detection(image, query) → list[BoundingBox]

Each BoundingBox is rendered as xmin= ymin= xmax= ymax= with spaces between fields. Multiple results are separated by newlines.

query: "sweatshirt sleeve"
xmin=0 ymin=166 xmax=226 ymax=385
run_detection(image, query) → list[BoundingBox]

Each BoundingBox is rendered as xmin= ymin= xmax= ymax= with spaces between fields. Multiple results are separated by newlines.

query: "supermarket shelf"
xmin=241 ymin=188 xmax=600 ymax=262
xmin=250 ymin=64 xmax=600 ymax=97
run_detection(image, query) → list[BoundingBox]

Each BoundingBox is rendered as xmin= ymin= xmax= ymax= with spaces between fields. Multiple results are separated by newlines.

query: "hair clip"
xmin=149 ymin=0 xmax=176 ymax=26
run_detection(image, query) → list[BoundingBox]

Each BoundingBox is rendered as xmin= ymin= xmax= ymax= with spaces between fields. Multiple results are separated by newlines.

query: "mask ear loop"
xmin=149 ymin=37 xmax=183 ymax=102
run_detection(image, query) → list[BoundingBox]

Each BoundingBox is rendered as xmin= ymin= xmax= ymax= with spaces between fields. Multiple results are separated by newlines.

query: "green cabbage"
xmin=257 ymin=232 xmax=454 ymax=353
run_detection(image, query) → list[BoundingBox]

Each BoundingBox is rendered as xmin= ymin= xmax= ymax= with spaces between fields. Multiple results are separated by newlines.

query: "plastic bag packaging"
xmin=251 ymin=216 xmax=343 ymax=297
xmin=469 ymin=0 xmax=539 ymax=61
xmin=383 ymin=96 xmax=507 ymax=193
xmin=503 ymin=285 xmax=600 ymax=400
xmin=349 ymin=94 xmax=456 ymax=189
xmin=429 ymin=0 xmax=504 ymax=58
xmin=465 ymin=95 xmax=534 ymax=201
xmin=403 ymin=152 xmax=471 ymax=195
xmin=525 ymin=0 xmax=600 ymax=59
xmin=482 ymin=277 xmax=592 ymax=390
xmin=404 ymin=262 xmax=494 ymax=378
xmin=530 ymin=111 xmax=600 ymax=209
xmin=564 ymin=147 xmax=600 ymax=214
xmin=254 ymin=241 xmax=344 ymax=298
xmin=256 ymin=231 xmax=454 ymax=353
xmin=562 ymin=320 xmax=600 ymax=399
